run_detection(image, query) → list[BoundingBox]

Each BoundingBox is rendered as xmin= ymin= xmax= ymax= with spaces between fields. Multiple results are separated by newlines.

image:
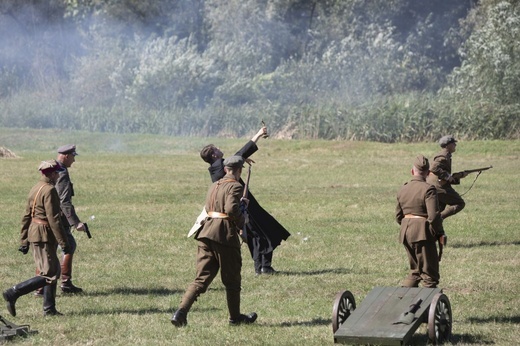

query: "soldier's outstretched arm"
xmin=251 ymin=126 xmax=267 ymax=143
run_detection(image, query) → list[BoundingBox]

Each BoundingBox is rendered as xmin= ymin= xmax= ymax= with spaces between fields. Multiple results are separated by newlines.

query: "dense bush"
xmin=443 ymin=1 xmax=520 ymax=105
xmin=0 ymin=0 xmax=518 ymax=141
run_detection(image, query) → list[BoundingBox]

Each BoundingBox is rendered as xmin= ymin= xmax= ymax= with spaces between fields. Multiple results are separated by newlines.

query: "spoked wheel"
xmin=428 ymin=293 xmax=452 ymax=344
xmin=332 ymin=290 xmax=356 ymax=334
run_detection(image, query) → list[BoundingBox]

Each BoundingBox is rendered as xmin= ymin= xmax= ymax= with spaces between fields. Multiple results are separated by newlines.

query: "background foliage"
xmin=0 ymin=0 xmax=518 ymax=141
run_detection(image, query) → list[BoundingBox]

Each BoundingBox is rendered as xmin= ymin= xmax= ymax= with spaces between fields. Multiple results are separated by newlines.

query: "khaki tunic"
xmin=428 ymin=148 xmax=455 ymax=184
xmin=20 ymin=176 xmax=69 ymax=282
xmin=196 ymin=176 xmax=245 ymax=247
xmin=179 ymin=173 xmax=245 ymax=318
xmin=427 ymin=148 xmax=465 ymax=218
xmin=396 ymin=176 xmax=444 ymax=287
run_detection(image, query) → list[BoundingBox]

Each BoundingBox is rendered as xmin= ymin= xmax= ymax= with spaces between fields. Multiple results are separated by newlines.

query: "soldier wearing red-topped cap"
xmin=3 ymin=160 xmax=69 ymax=316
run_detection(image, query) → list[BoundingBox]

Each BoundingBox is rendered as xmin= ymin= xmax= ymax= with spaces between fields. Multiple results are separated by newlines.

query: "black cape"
xmin=207 ymin=140 xmax=291 ymax=253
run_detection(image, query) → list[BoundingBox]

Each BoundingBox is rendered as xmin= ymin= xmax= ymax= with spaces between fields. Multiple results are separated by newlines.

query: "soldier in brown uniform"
xmin=171 ymin=156 xmax=257 ymax=327
xmin=396 ymin=155 xmax=445 ymax=288
xmin=427 ymin=135 xmax=468 ymax=219
xmin=55 ymin=144 xmax=85 ymax=293
xmin=3 ymin=160 xmax=70 ymax=316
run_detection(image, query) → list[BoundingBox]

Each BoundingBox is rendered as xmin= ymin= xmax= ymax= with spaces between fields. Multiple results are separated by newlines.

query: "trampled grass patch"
xmin=1 ymin=128 xmax=518 ymax=345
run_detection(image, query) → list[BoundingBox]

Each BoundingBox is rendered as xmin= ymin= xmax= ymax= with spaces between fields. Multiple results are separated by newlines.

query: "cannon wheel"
xmin=428 ymin=293 xmax=452 ymax=344
xmin=332 ymin=290 xmax=356 ymax=334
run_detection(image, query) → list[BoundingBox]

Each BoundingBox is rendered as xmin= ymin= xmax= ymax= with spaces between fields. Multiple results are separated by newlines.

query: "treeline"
xmin=0 ymin=0 xmax=518 ymax=141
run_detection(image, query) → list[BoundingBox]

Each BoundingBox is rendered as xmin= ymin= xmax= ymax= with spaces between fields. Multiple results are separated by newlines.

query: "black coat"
xmin=207 ymin=140 xmax=290 ymax=253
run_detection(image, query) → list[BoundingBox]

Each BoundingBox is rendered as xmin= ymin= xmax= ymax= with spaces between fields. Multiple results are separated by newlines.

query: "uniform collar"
xmin=411 ymin=175 xmax=426 ymax=182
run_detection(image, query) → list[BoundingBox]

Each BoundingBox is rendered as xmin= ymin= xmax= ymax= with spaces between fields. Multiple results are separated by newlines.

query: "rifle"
xmin=240 ymin=163 xmax=252 ymax=241
xmin=83 ymin=223 xmax=92 ymax=239
xmin=451 ymin=165 xmax=493 ymax=180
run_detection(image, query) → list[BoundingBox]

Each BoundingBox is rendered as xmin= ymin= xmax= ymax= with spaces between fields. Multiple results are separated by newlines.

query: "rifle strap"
xmin=208 ymin=178 xmax=236 ymax=212
xmin=459 ymin=171 xmax=483 ymax=196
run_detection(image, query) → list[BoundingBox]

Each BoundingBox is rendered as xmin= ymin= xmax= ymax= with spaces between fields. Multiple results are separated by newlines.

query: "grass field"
xmin=1 ymin=128 xmax=518 ymax=345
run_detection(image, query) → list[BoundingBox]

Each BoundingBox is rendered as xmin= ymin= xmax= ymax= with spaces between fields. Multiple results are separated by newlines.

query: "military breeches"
xmin=32 ymin=241 xmax=60 ymax=284
xmin=180 ymin=239 xmax=242 ymax=311
xmin=437 ymin=185 xmax=465 ymax=219
xmin=402 ymin=239 xmax=439 ymax=288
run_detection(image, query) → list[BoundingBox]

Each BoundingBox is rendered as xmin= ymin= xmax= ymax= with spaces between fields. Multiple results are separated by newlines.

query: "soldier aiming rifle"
xmin=427 ymin=136 xmax=492 ymax=220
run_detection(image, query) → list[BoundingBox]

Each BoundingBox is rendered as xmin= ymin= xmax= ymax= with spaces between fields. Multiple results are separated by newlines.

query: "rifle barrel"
xmin=464 ymin=165 xmax=493 ymax=174
xmin=243 ymin=164 xmax=252 ymax=198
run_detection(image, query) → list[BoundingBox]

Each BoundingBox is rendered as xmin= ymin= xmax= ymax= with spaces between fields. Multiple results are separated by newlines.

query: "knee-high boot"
xmin=227 ymin=289 xmax=257 ymax=325
xmin=43 ymin=281 xmax=62 ymax=316
xmin=226 ymin=289 xmax=241 ymax=320
xmin=61 ymin=254 xmax=83 ymax=293
xmin=3 ymin=276 xmax=47 ymax=317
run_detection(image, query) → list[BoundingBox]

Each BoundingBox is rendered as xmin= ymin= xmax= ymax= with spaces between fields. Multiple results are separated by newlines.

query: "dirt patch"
xmin=0 ymin=147 xmax=18 ymax=158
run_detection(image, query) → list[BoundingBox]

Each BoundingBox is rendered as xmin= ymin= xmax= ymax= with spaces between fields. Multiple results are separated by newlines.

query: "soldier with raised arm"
xmin=199 ymin=126 xmax=290 ymax=275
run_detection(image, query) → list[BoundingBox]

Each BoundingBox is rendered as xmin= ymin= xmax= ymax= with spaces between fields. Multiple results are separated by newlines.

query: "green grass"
xmin=1 ymin=128 xmax=518 ymax=345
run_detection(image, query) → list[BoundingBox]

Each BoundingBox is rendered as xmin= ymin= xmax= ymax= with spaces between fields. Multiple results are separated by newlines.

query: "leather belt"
xmin=32 ymin=218 xmax=49 ymax=225
xmin=404 ymin=214 xmax=426 ymax=219
xmin=207 ymin=211 xmax=228 ymax=219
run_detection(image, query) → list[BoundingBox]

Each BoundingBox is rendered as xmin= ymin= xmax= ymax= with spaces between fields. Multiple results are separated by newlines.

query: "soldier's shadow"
xmin=274 ymin=268 xmax=351 ymax=276
xmin=68 ymin=287 xmax=183 ymax=297
xmin=450 ymin=240 xmax=520 ymax=248
xmin=276 ymin=317 xmax=330 ymax=327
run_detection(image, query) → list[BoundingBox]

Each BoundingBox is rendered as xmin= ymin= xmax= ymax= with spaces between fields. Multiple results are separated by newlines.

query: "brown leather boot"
xmin=34 ymin=287 xmax=44 ymax=297
xmin=61 ymin=254 xmax=83 ymax=293
xmin=34 ymin=268 xmax=43 ymax=297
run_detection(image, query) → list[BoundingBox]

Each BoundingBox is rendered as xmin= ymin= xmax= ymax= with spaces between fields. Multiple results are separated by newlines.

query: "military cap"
xmin=38 ymin=159 xmax=63 ymax=175
xmin=413 ymin=154 xmax=430 ymax=172
xmin=438 ymin=135 xmax=457 ymax=148
xmin=223 ymin=155 xmax=244 ymax=168
xmin=57 ymin=144 xmax=78 ymax=155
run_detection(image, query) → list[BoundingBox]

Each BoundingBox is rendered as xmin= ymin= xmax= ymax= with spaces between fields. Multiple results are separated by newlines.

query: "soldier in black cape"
xmin=200 ymin=127 xmax=290 ymax=275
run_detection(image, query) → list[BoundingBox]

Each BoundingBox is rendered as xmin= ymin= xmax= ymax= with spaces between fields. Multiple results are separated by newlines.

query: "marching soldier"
xmin=3 ymin=160 xmax=69 ymax=316
xmin=427 ymin=135 xmax=468 ymax=219
xmin=171 ymin=156 xmax=257 ymax=326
